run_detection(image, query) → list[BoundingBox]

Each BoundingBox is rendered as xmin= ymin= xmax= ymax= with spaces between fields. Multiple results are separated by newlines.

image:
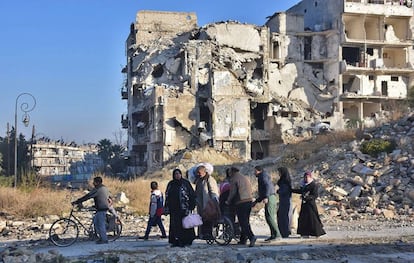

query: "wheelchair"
xmin=207 ymin=215 xmax=241 ymax=245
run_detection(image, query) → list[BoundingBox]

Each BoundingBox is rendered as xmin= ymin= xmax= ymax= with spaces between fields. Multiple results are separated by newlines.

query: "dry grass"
xmin=0 ymin=176 xmax=174 ymax=219
xmin=0 ymin=130 xmax=359 ymax=219
xmin=0 ymin=187 xmax=71 ymax=218
xmin=102 ymin=176 xmax=169 ymax=215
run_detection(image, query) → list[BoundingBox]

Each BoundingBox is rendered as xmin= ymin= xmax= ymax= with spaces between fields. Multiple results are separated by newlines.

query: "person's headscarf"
xmin=277 ymin=167 xmax=292 ymax=188
xmin=303 ymin=170 xmax=314 ymax=185
xmin=172 ymin=168 xmax=182 ymax=180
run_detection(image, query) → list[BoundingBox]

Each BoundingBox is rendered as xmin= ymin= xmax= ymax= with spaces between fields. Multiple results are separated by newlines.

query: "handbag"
xmin=202 ymin=179 xmax=221 ymax=222
xmin=182 ymin=213 xmax=203 ymax=229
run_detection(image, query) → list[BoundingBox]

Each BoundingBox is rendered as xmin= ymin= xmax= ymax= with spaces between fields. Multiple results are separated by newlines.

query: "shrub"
xmin=0 ymin=176 xmax=13 ymax=187
xmin=346 ymin=118 xmax=362 ymax=129
xmin=360 ymin=138 xmax=396 ymax=157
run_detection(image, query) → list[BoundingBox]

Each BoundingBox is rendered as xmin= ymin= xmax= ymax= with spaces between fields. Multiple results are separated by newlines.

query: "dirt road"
xmin=19 ymin=220 xmax=414 ymax=262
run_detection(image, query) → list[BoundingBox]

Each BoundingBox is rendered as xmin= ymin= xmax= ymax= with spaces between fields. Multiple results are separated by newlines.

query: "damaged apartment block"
xmin=121 ymin=1 xmax=414 ymax=175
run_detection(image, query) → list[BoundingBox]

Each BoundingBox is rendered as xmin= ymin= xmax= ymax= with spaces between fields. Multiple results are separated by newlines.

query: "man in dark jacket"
xmin=225 ymin=167 xmax=257 ymax=247
xmin=72 ymin=176 xmax=110 ymax=244
xmin=252 ymin=166 xmax=281 ymax=241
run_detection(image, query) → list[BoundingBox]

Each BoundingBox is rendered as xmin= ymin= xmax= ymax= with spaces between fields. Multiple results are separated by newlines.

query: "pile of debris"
xmin=291 ymin=113 xmax=414 ymax=225
xmin=154 ymin=112 xmax=414 ymax=226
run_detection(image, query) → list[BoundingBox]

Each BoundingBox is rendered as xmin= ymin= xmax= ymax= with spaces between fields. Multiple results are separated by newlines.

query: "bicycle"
xmin=49 ymin=204 xmax=122 ymax=247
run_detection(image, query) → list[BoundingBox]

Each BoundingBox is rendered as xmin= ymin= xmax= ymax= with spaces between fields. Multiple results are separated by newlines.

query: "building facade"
xmin=30 ymin=139 xmax=103 ymax=176
xmin=280 ymin=0 xmax=414 ymax=125
xmin=121 ymin=3 xmax=414 ymax=175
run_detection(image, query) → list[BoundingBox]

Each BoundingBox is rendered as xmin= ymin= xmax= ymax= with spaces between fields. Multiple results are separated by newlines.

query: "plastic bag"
xmin=182 ymin=213 xmax=203 ymax=229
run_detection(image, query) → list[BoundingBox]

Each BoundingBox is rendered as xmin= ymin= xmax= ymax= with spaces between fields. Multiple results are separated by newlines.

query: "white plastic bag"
xmin=182 ymin=213 xmax=203 ymax=229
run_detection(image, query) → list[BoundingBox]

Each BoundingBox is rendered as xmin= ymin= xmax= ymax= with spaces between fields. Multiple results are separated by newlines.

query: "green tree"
xmin=0 ymin=128 xmax=30 ymax=185
xmin=97 ymin=139 xmax=126 ymax=176
xmin=109 ymin=144 xmax=126 ymax=174
xmin=97 ymin=139 xmax=113 ymax=165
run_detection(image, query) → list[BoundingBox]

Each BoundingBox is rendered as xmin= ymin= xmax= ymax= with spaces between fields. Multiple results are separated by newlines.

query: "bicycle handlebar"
xmin=72 ymin=203 xmax=96 ymax=212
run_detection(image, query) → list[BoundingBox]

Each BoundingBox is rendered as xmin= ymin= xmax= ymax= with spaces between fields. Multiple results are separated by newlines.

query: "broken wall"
xmin=163 ymin=90 xmax=197 ymax=161
xmin=287 ymin=0 xmax=343 ymax=31
xmin=135 ymin=10 xmax=197 ymax=45
xmin=205 ymin=23 xmax=264 ymax=52
xmin=266 ymin=12 xmax=304 ymax=34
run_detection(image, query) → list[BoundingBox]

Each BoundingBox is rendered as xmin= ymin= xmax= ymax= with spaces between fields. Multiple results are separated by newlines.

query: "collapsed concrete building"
xmin=121 ymin=1 xmax=414 ymax=175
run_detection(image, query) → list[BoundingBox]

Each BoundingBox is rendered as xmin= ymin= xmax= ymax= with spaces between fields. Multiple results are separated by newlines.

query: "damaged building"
xmin=121 ymin=1 xmax=414 ymax=175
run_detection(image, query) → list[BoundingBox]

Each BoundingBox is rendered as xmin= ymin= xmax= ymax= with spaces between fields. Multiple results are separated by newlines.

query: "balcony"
xmin=121 ymin=87 xmax=128 ymax=100
xmin=344 ymin=0 xmax=413 ymax=16
xmin=121 ymin=114 xmax=128 ymax=129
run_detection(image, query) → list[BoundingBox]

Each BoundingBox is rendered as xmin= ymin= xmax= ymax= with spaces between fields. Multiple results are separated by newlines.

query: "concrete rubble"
xmin=123 ymin=1 xmax=414 ymax=176
xmin=2 ymin=114 xmax=414 ymax=261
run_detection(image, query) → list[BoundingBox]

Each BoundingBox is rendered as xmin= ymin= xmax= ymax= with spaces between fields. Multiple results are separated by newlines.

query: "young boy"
xmin=139 ymin=181 xmax=167 ymax=240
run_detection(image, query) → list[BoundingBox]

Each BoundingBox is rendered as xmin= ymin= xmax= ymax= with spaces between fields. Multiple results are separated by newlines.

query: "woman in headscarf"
xmin=276 ymin=166 xmax=292 ymax=238
xmin=292 ymin=171 xmax=326 ymax=237
xmin=195 ymin=165 xmax=219 ymax=240
xmin=164 ymin=168 xmax=197 ymax=247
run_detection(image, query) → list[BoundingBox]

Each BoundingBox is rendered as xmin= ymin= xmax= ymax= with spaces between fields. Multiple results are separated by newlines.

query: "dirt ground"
xmin=2 ymin=217 xmax=413 ymax=263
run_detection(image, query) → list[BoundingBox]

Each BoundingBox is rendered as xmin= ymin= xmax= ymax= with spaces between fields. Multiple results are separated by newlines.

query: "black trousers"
xmin=235 ymin=201 xmax=254 ymax=241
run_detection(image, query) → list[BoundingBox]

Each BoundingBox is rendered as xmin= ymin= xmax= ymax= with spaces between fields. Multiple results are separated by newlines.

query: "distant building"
xmin=121 ymin=2 xmax=414 ymax=176
xmin=30 ymin=138 xmax=103 ymax=176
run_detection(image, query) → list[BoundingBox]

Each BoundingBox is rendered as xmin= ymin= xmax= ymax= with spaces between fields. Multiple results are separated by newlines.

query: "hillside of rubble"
xmin=1 ymin=114 xmax=414 ymax=263
xmin=149 ymin=112 xmax=414 ymax=226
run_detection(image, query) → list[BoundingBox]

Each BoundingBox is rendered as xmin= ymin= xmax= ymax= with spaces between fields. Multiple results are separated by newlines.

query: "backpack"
xmin=155 ymin=194 xmax=164 ymax=216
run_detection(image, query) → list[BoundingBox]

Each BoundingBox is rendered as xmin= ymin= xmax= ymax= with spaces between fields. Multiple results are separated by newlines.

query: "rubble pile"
xmin=300 ymin=113 xmax=414 ymax=225
xmin=1 ymin=115 xmax=414 ymax=262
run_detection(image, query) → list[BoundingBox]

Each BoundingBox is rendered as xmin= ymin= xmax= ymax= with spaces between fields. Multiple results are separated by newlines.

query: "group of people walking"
xmin=139 ymin=164 xmax=325 ymax=248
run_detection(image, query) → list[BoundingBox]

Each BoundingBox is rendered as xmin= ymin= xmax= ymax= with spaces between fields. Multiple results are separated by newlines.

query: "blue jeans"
xmin=145 ymin=216 xmax=166 ymax=237
xmin=94 ymin=211 xmax=108 ymax=242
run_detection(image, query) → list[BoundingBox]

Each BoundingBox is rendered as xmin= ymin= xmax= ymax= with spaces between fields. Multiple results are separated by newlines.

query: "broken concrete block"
xmin=407 ymin=189 xmax=414 ymax=202
xmin=349 ymin=185 xmax=362 ymax=198
xmin=365 ymin=175 xmax=375 ymax=186
xmin=382 ymin=209 xmax=395 ymax=219
xmin=332 ymin=186 xmax=348 ymax=199
xmin=351 ymin=163 xmax=377 ymax=176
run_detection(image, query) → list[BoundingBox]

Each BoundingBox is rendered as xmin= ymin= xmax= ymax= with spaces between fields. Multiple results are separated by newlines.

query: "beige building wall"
xmin=135 ymin=10 xmax=197 ymax=45
xmin=122 ymin=2 xmax=414 ymax=175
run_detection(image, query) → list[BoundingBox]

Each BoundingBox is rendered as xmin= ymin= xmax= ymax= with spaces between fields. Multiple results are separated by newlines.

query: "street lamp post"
xmin=14 ymin=93 xmax=36 ymax=188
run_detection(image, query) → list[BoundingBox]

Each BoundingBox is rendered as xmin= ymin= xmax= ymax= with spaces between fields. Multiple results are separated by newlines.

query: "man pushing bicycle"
xmin=72 ymin=176 xmax=110 ymax=244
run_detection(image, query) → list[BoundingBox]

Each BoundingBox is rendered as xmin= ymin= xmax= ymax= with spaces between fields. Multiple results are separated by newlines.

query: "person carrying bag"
xmin=202 ymin=180 xmax=221 ymax=222
xmin=195 ymin=165 xmax=220 ymax=240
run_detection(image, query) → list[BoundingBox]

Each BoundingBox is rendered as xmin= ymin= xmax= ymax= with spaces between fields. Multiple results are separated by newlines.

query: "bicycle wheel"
xmin=98 ymin=214 xmax=123 ymax=241
xmin=213 ymin=216 xmax=234 ymax=246
xmin=49 ymin=218 xmax=79 ymax=247
xmin=107 ymin=217 xmax=122 ymax=241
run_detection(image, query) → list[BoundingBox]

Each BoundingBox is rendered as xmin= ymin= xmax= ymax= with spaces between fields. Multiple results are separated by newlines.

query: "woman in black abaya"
xmin=292 ymin=171 xmax=326 ymax=237
xmin=164 ymin=168 xmax=196 ymax=247
xmin=276 ymin=166 xmax=292 ymax=238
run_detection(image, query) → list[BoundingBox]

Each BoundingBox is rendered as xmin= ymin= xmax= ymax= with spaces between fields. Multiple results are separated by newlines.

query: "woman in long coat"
xmin=292 ymin=171 xmax=326 ymax=237
xmin=165 ymin=168 xmax=197 ymax=247
xmin=276 ymin=167 xmax=292 ymax=238
xmin=195 ymin=165 xmax=219 ymax=240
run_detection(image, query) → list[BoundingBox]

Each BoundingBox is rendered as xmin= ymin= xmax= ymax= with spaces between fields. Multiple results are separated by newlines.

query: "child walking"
xmin=139 ymin=181 xmax=167 ymax=240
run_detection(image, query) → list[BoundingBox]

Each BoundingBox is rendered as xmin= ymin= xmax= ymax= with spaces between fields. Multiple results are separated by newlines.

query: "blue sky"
xmin=0 ymin=0 xmax=299 ymax=144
